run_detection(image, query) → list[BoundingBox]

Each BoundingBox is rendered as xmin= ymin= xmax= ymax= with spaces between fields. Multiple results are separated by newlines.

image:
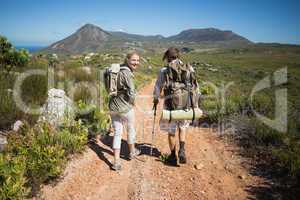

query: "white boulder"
xmin=39 ymin=88 xmax=75 ymax=127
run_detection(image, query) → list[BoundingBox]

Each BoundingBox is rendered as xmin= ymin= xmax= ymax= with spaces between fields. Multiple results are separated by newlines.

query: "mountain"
xmin=167 ymin=28 xmax=251 ymax=44
xmin=42 ymin=24 xmax=252 ymax=54
xmin=43 ymin=24 xmax=114 ymax=54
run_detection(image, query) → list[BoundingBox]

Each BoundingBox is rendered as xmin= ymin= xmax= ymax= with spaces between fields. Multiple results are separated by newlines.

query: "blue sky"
xmin=0 ymin=0 xmax=299 ymax=46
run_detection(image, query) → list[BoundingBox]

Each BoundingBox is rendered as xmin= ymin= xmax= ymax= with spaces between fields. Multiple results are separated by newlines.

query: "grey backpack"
xmin=163 ymin=59 xmax=198 ymax=110
xmin=104 ymin=64 xmax=130 ymax=96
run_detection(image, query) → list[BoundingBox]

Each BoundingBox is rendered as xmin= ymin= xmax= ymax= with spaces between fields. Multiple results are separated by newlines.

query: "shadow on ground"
xmin=88 ymin=134 xmax=161 ymax=168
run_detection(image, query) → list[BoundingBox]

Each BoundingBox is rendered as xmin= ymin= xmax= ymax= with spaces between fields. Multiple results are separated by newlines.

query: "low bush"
xmin=21 ymin=74 xmax=48 ymax=106
xmin=76 ymin=100 xmax=110 ymax=139
xmin=72 ymin=83 xmax=94 ymax=104
xmin=273 ymin=139 xmax=300 ymax=179
xmin=0 ymin=154 xmax=29 ymax=200
xmin=2 ymin=120 xmax=88 ymax=197
xmin=56 ymin=119 xmax=88 ymax=155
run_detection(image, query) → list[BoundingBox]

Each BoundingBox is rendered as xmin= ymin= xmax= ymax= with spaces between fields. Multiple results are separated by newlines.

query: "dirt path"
xmin=40 ymin=81 xmax=267 ymax=200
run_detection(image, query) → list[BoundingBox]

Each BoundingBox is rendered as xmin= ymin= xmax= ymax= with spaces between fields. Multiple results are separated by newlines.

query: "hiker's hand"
xmin=153 ymin=98 xmax=159 ymax=109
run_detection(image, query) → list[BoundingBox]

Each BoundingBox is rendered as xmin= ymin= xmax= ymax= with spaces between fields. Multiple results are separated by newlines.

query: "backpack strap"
xmin=117 ymin=65 xmax=132 ymax=93
xmin=120 ymin=65 xmax=131 ymax=71
xmin=186 ymin=63 xmax=197 ymax=123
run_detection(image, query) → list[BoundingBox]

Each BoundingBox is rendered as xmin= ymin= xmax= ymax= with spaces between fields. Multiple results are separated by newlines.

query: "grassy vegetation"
xmin=1 ymin=120 xmax=88 ymax=199
xmin=180 ymin=45 xmax=300 ymax=185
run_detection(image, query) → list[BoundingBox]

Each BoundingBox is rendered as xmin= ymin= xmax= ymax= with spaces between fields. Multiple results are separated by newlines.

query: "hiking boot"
xmin=178 ymin=148 xmax=187 ymax=164
xmin=129 ymin=148 xmax=141 ymax=160
xmin=165 ymin=153 xmax=178 ymax=166
xmin=111 ymin=162 xmax=122 ymax=171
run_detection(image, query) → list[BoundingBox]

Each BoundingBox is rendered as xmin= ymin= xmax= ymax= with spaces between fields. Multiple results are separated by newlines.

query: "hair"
xmin=163 ymin=47 xmax=180 ymax=62
xmin=124 ymin=51 xmax=139 ymax=66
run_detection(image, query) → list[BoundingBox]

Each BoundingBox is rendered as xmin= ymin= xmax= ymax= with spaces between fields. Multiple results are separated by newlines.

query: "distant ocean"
xmin=16 ymin=46 xmax=45 ymax=53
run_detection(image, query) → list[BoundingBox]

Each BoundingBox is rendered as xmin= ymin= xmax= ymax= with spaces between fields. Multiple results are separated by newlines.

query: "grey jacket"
xmin=109 ymin=65 xmax=136 ymax=113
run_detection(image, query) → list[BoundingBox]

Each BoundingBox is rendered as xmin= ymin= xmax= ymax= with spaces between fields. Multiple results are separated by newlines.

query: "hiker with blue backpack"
xmin=104 ymin=52 xmax=141 ymax=171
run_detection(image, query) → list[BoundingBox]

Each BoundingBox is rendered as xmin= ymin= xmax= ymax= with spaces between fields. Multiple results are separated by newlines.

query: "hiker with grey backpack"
xmin=104 ymin=52 xmax=141 ymax=171
xmin=153 ymin=47 xmax=200 ymax=166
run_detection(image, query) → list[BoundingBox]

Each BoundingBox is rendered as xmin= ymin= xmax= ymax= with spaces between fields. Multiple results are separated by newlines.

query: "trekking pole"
xmin=150 ymin=103 xmax=157 ymax=157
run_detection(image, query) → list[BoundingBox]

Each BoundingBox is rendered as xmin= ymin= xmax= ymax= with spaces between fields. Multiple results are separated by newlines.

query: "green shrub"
xmin=65 ymin=67 xmax=95 ymax=83
xmin=76 ymin=100 xmax=96 ymax=117
xmin=0 ymin=154 xmax=29 ymax=200
xmin=273 ymin=139 xmax=300 ymax=178
xmin=31 ymin=120 xmax=88 ymax=156
xmin=0 ymin=74 xmax=18 ymax=129
xmin=252 ymin=119 xmax=286 ymax=146
xmin=56 ymin=119 xmax=88 ymax=154
xmin=25 ymin=143 xmax=65 ymax=191
xmin=200 ymin=84 xmax=215 ymax=95
xmin=93 ymin=109 xmax=110 ymax=131
xmin=75 ymin=101 xmax=110 ymax=138
xmin=201 ymin=96 xmax=239 ymax=122
xmin=21 ymin=74 xmax=47 ymax=106
xmin=251 ymin=93 xmax=275 ymax=117
xmin=73 ymin=83 xmax=93 ymax=104
xmin=4 ymin=120 xmax=88 ymax=197
xmin=88 ymin=108 xmax=110 ymax=137
xmin=6 ymin=123 xmax=65 ymax=193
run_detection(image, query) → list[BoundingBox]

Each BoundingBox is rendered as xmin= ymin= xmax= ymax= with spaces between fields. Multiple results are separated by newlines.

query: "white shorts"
xmin=159 ymin=118 xmax=190 ymax=135
xmin=110 ymin=109 xmax=136 ymax=149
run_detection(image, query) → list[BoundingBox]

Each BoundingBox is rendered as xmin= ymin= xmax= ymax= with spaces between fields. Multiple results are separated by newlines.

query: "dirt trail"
xmin=40 ymin=81 xmax=267 ymax=200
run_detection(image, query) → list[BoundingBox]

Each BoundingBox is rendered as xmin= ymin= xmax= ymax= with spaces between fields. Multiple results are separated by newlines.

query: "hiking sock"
xmin=179 ymin=142 xmax=187 ymax=164
xmin=179 ymin=141 xmax=185 ymax=151
xmin=171 ymin=149 xmax=176 ymax=157
xmin=165 ymin=148 xmax=177 ymax=166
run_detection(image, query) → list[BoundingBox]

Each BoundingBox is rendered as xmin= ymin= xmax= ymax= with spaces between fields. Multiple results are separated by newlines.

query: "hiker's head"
xmin=163 ymin=47 xmax=180 ymax=63
xmin=124 ymin=52 xmax=140 ymax=70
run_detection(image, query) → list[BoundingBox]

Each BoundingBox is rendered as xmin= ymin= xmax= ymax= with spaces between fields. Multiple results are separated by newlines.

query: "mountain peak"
xmin=169 ymin=28 xmax=252 ymax=43
xmin=44 ymin=23 xmax=112 ymax=54
xmin=81 ymin=23 xmax=96 ymax=27
xmin=77 ymin=23 xmax=106 ymax=33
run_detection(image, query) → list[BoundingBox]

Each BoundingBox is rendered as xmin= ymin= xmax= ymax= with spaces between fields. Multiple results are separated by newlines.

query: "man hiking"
xmin=107 ymin=52 xmax=141 ymax=171
xmin=153 ymin=47 xmax=199 ymax=166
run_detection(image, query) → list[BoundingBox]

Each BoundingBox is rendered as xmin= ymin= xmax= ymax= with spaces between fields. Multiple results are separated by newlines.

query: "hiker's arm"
xmin=153 ymin=69 xmax=165 ymax=100
xmin=193 ymin=73 xmax=201 ymax=108
xmin=122 ymin=70 xmax=136 ymax=105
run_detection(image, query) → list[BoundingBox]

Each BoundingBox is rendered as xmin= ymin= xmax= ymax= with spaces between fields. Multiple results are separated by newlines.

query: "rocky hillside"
xmin=42 ymin=24 xmax=252 ymax=54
